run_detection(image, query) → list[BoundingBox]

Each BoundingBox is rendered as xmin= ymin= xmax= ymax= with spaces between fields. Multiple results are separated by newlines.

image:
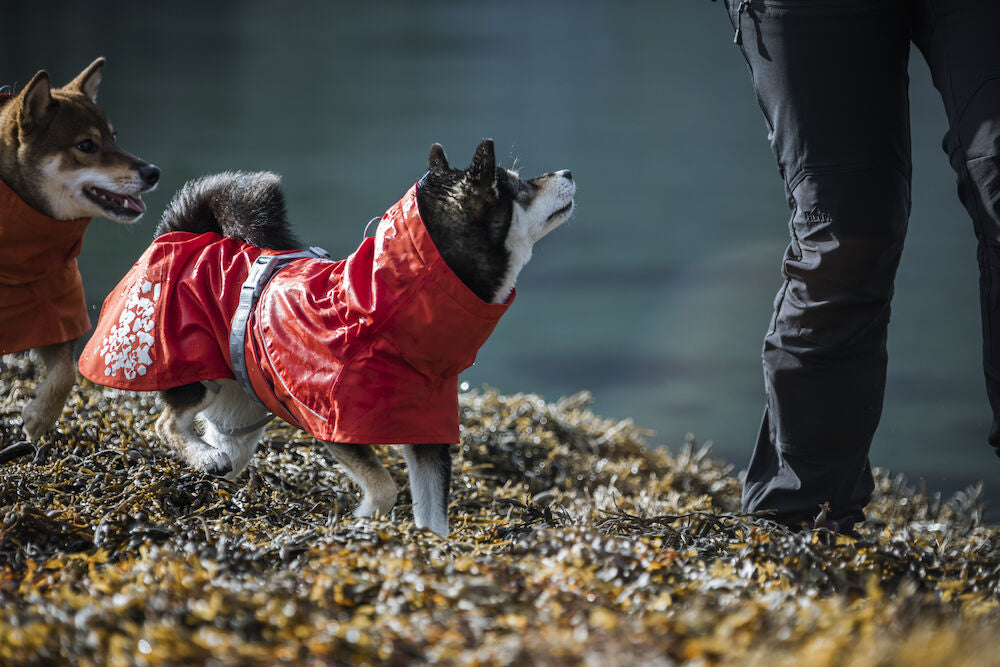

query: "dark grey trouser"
xmin=724 ymin=0 xmax=1000 ymax=527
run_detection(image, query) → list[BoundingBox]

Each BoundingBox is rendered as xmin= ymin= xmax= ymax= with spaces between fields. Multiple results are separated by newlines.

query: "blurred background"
xmin=3 ymin=1 xmax=994 ymax=508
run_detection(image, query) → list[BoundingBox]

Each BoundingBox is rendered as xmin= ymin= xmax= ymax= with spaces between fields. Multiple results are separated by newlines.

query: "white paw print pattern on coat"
xmin=99 ymin=279 xmax=161 ymax=379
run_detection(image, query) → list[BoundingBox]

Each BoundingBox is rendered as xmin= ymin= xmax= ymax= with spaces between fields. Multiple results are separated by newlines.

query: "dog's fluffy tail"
xmin=156 ymin=171 xmax=302 ymax=250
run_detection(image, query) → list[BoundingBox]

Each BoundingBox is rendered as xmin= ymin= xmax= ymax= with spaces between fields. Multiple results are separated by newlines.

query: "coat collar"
xmin=365 ymin=183 xmax=514 ymax=381
xmin=0 ymin=178 xmax=91 ymax=285
xmin=375 ymin=183 xmax=515 ymax=310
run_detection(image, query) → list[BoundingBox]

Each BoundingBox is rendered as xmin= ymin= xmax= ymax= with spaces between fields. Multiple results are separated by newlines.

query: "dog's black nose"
xmin=561 ymin=170 xmax=573 ymax=181
xmin=139 ymin=164 xmax=160 ymax=186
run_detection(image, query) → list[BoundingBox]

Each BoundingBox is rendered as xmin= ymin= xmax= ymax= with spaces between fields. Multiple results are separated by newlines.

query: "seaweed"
xmin=1 ymin=354 xmax=998 ymax=665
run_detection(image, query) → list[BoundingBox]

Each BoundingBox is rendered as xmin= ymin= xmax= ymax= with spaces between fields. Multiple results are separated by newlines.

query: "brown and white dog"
xmin=0 ymin=58 xmax=159 ymax=439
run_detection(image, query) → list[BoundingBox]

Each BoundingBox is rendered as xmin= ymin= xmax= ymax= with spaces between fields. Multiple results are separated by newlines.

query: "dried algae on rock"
xmin=1 ymin=353 xmax=999 ymax=666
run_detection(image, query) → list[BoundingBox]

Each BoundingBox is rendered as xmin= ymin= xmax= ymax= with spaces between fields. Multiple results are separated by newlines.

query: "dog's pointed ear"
xmin=428 ymin=143 xmax=450 ymax=172
xmin=20 ymin=70 xmax=56 ymax=133
xmin=66 ymin=57 xmax=105 ymax=102
xmin=468 ymin=139 xmax=496 ymax=189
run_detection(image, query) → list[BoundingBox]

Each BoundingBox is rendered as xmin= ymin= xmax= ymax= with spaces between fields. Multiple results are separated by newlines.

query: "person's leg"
xmin=724 ymin=0 xmax=913 ymax=527
xmin=913 ymin=0 xmax=1000 ymax=457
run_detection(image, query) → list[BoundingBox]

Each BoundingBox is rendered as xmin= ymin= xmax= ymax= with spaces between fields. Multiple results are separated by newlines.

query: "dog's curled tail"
xmin=156 ymin=171 xmax=302 ymax=250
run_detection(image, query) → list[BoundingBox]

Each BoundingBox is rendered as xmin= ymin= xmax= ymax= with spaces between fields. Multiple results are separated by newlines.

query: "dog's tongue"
xmin=123 ymin=195 xmax=147 ymax=214
xmin=93 ymin=186 xmax=147 ymax=213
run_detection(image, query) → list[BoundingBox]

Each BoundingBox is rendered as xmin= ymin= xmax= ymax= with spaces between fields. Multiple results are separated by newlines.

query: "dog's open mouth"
xmin=84 ymin=186 xmax=147 ymax=217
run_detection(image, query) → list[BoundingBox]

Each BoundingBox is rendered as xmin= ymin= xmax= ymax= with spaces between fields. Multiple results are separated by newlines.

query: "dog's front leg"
xmin=198 ymin=379 xmax=270 ymax=480
xmin=326 ymin=443 xmax=398 ymax=519
xmin=401 ymin=443 xmax=451 ymax=537
xmin=156 ymin=383 xmax=232 ymax=475
xmin=22 ymin=340 xmax=77 ymax=439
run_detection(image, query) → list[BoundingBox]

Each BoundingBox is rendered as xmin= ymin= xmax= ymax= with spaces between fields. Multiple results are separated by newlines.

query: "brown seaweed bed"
xmin=1 ymin=354 xmax=999 ymax=666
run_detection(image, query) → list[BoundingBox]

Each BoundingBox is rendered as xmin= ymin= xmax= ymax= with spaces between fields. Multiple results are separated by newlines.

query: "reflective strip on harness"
xmin=229 ymin=247 xmax=330 ymax=407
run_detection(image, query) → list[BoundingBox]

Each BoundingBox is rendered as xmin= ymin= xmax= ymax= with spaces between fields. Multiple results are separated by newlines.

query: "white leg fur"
xmin=155 ymin=388 xmax=233 ymax=475
xmin=198 ymin=379 xmax=270 ymax=480
xmin=401 ymin=443 xmax=451 ymax=537
xmin=326 ymin=442 xmax=398 ymax=518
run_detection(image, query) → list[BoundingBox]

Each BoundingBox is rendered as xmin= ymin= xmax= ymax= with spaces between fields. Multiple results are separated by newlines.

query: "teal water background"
xmin=3 ymin=1 xmax=994 ymax=508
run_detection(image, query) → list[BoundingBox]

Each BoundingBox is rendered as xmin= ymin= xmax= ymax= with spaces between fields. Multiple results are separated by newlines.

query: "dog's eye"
xmin=75 ymin=139 xmax=99 ymax=154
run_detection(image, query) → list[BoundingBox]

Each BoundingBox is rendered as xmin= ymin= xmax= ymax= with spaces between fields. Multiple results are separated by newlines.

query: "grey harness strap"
xmin=228 ymin=247 xmax=330 ymax=408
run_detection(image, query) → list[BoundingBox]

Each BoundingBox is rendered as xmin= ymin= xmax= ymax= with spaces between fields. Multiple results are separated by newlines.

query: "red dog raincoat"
xmin=79 ymin=185 xmax=513 ymax=444
xmin=0 ymin=178 xmax=92 ymax=355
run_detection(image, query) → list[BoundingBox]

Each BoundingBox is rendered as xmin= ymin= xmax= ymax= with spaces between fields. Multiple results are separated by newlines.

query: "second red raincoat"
xmin=0 ymin=179 xmax=92 ymax=355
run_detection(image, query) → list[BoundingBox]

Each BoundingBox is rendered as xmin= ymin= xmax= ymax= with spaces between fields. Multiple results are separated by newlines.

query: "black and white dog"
xmin=81 ymin=140 xmax=574 ymax=536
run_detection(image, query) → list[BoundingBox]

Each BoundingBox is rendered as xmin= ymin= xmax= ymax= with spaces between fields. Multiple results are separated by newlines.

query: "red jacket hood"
xmin=80 ymin=184 xmax=513 ymax=444
xmin=0 ymin=178 xmax=91 ymax=354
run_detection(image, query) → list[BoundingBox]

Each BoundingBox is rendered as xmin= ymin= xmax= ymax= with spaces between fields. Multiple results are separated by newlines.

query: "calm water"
xmin=4 ymin=1 xmax=995 ymax=507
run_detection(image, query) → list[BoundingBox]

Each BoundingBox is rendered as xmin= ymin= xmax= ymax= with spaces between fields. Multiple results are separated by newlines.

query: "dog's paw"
xmin=415 ymin=515 xmax=450 ymax=538
xmin=21 ymin=399 xmax=60 ymax=440
xmin=412 ymin=501 xmax=450 ymax=537
xmin=195 ymin=448 xmax=233 ymax=477
xmin=353 ymin=500 xmax=378 ymax=519
xmin=354 ymin=487 xmax=398 ymax=519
